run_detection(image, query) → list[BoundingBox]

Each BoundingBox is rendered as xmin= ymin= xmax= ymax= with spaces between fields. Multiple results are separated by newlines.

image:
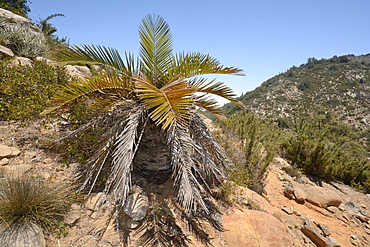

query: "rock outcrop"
xmin=0 ymin=8 xmax=43 ymax=36
xmin=223 ymin=209 xmax=294 ymax=247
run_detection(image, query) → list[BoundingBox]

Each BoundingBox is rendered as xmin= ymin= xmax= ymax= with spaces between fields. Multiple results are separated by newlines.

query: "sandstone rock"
xmin=304 ymin=218 xmax=312 ymax=226
xmin=0 ymin=222 xmax=46 ymax=247
xmin=2 ymin=164 xmax=32 ymax=175
xmin=64 ymin=204 xmax=82 ymax=226
xmin=303 ymin=186 xmax=342 ymax=208
xmin=74 ymin=65 xmax=92 ymax=77
xmin=65 ymin=65 xmax=92 ymax=79
xmin=0 ymin=44 xmax=14 ymax=57
xmin=294 ymin=188 xmax=307 ymax=204
xmin=345 ymin=201 xmax=370 ymax=222
xmin=90 ymin=64 xmax=105 ymax=73
xmin=315 ymin=222 xmax=331 ymax=237
xmin=24 ymin=151 xmax=36 ymax=159
xmin=282 ymin=205 xmax=294 ymax=215
xmin=273 ymin=157 xmax=291 ymax=167
xmin=300 ymin=225 xmax=332 ymax=247
xmin=300 ymin=175 xmax=315 ymax=185
xmin=0 ymin=144 xmax=20 ymax=158
xmin=283 ymin=183 xmax=295 ymax=199
xmin=35 ymin=57 xmax=57 ymax=66
xmin=240 ymin=186 xmax=274 ymax=213
xmin=124 ymin=186 xmax=149 ymax=221
xmin=126 ymin=218 xmax=140 ymax=229
xmin=349 ymin=234 xmax=369 ymax=246
xmin=223 ymin=209 xmax=294 ymax=247
xmin=0 ymin=158 xmax=9 ymax=165
xmin=84 ymin=192 xmax=104 ymax=211
xmin=9 ymin=147 xmax=21 ymax=156
xmin=327 ymin=205 xmax=342 ymax=216
xmin=327 ymin=237 xmax=342 ymax=247
xmin=0 ymin=144 xmax=12 ymax=158
xmin=281 ymin=173 xmax=294 ymax=183
xmin=7 ymin=57 xmax=33 ymax=67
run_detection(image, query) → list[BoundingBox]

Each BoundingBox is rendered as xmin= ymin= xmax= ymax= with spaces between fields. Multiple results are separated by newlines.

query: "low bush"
xmin=0 ymin=59 xmax=71 ymax=121
xmin=281 ymin=117 xmax=370 ymax=192
xmin=215 ymin=112 xmax=281 ymax=193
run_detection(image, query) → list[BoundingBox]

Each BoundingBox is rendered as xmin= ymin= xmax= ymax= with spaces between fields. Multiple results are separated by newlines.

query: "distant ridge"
xmin=224 ymin=54 xmax=370 ymax=129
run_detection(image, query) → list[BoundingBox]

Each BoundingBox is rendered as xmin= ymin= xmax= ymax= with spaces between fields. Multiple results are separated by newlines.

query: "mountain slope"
xmin=224 ymin=54 xmax=370 ymax=129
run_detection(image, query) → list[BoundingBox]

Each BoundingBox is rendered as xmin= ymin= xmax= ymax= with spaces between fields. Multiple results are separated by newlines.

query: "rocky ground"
xmin=1 ymin=120 xmax=370 ymax=246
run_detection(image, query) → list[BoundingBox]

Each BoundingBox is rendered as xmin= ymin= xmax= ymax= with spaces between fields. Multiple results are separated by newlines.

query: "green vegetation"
xmin=216 ymin=110 xmax=370 ymax=194
xmin=36 ymin=13 xmax=68 ymax=50
xmin=224 ymin=54 xmax=370 ymax=127
xmin=0 ymin=0 xmax=30 ymax=17
xmin=0 ymin=175 xmax=73 ymax=232
xmin=281 ymin=117 xmax=370 ymax=192
xmin=215 ymin=112 xmax=280 ymax=193
xmin=222 ymin=54 xmax=370 ymax=193
xmin=0 ymin=59 xmax=71 ymax=120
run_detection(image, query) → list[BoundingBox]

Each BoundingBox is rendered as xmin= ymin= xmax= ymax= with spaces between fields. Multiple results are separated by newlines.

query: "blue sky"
xmin=29 ymin=0 xmax=370 ymax=104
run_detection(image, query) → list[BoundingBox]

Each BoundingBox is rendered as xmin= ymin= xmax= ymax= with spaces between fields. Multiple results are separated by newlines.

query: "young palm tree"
xmin=44 ymin=14 xmax=244 ymax=220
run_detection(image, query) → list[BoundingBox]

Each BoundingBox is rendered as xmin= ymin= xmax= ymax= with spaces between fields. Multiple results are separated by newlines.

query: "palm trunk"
xmin=133 ymin=120 xmax=172 ymax=184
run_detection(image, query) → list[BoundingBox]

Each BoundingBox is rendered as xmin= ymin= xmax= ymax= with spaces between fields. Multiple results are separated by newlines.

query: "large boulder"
xmin=65 ymin=65 xmax=92 ymax=79
xmin=0 ymin=8 xmax=43 ymax=36
xmin=0 ymin=8 xmax=47 ymax=58
xmin=222 ymin=209 xmax=294 ymax=247
xmin=0 ymin=222 xmax=46 ymax=247
xmin=302 ymin=185 xmax=342 ymax=208
xmin=239 ymin=186 xmax=275 ymax=213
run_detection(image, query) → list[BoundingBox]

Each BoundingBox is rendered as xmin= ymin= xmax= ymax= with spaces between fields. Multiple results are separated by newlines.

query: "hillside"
xmin=224 ymin=54 xmax=370 ymax=129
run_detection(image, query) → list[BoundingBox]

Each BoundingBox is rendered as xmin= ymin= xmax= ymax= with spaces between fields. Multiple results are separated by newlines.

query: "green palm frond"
xmin=42 ymin=71 xmax=133 ymax=114
xmin=169 ymin=52 xmax=244 ymax=79
xmin=194 ymin=95 xmax=225 ymax=120
xmin=190 ymin=77 xmax=246 ymax=109
xmin=136 ymin=75 xmax=194 ymax=129
xmin=139 ymin=14 xmax=173 ymax=86
xmin=53 ymin=44 xmax=138 ymax=75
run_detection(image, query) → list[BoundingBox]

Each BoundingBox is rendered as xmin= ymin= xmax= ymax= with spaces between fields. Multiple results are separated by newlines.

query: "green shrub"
xmin=281 ymin=117 xmax=370 ymax=192
xmin=0 ymin=59 xmax=71 ymax=120
xmin=0 ymin=175 xmax=73 ymax=232
xmin=216 ymin=112 xmax=281 ymax=192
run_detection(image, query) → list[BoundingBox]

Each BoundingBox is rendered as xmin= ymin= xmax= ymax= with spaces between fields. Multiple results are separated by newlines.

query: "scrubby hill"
xmin=224 ymin=54 xmax=370 ymax=129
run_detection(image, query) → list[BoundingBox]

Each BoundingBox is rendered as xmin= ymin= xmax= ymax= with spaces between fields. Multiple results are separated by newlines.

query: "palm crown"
xmin=44 ymin=14 xmax=245 ymax=215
